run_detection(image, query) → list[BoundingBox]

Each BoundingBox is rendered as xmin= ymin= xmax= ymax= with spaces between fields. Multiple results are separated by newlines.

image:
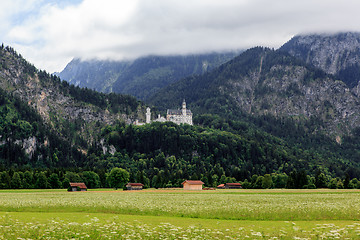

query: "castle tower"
xmin=182 ymin=99 xmax=187 ymax=116
xmin=146 ymin=107 xmax=151 ymax=123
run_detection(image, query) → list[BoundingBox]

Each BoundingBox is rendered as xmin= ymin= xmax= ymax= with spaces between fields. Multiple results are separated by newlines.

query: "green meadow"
xmin=0 ymin=189 xmax=359 ymax=239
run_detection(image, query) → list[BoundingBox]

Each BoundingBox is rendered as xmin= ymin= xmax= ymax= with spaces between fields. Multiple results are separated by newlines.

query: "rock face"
xmin=0 ymin=46 xmax=143 ymax=145
xmin=150 ymin=47 xmax=360 ymax=136
xmin=58 ymin=52 xmax=239 ymax=100
xmin=14 ymin=137 xmax=37 ymax=158
xmin=280 ymin=32 xmax=360 ymax=89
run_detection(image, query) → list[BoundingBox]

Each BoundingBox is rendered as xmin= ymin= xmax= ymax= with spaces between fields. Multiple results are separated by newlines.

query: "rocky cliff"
xmin=280 ymin=32 xmax=360 ymax=92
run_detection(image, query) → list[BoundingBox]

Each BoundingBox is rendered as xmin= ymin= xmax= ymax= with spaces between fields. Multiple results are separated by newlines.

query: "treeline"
xmin=0 ymin=169 xmax=104 ymax=189
xmin=242 ymin=171 xmax=360 ymax=189
xmin=0 ymin=168 xmax=359 ymax=190
xmin=0 ymin=168 xmax=134 ymax=189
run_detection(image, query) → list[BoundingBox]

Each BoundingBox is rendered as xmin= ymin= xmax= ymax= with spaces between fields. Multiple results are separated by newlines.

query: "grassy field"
xmin=0 ymin=189 xmax=359 ymax=239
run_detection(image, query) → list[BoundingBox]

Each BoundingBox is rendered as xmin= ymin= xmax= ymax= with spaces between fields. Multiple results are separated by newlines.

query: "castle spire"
xmin=146 ymin=107 xmax=151 ymax=123
xmin=182 ymin=99 xmax=186 ymax=116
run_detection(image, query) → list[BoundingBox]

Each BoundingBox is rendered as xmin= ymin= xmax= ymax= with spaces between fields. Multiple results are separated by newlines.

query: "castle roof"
xmin=167 ymin=109 xmax=192 ymax=115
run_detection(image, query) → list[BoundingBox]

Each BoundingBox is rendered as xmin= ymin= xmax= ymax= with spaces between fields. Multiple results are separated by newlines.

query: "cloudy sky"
xmin=2 ymin=0 xmax=360 ymax=73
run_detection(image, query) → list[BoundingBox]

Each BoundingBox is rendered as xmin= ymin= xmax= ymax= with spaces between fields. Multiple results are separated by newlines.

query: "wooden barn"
xmin=224 ymin=183 xmax=242 ymax=189
xmin=217 ymin=183 xmax=242 ymax=189
xmin=126 ymin=183 xmax=144 ymax=190
xmin=182 ymin=180 xmax=204 ymax=190
xmin=69 ymin=182 xmax=87 ymax=191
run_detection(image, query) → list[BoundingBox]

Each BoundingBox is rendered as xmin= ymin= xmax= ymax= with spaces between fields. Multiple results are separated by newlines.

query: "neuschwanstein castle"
xmin=136 ymin=100 xmax=193 ymax=125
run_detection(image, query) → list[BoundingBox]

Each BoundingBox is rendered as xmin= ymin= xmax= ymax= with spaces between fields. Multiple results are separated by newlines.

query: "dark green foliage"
xmin=11 ymin=172 xmax=22 ymax=189
xmin=81 ymin=171 xmax=100 ymax=188
xmin=107 ymin=168 xmax=130 ymax=190
xmin=64 ymin=171 xmax=82 ymax=182
xmin=286 ymin=170 xmax=308 ymax=189
xmin=262 ymin=174 xmax=273 ymax=189
xmin=35 ymin=172 xmax=48 ymax=189
xmin=48 ymin=173 xmax=62 ymax=189
xmin=315 ymin=171 xmax=328 ymax=188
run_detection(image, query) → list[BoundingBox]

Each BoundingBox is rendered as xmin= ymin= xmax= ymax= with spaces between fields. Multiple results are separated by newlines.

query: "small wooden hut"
xmin=69 ymin=182 xmax=87 ymax=191
xmin=126 ymin=183 xmax=144 ymax=190
xmin=182 ymin=180 xmax=204 ymax=190
xmin=224 ymin=183 xmax=242 ymax=189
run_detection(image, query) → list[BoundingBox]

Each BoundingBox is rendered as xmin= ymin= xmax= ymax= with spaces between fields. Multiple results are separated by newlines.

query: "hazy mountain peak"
xmin=58 ymin=52 xmax=240 ymax=100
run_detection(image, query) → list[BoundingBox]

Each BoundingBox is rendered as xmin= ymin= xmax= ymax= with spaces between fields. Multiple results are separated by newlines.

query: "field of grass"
xmin=0 ymin=189 xmax=359 ymax=239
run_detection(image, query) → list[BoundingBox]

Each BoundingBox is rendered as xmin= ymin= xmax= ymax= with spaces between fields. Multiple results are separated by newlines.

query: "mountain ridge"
xmin=58 ymin=52 xmax=240 ymax=100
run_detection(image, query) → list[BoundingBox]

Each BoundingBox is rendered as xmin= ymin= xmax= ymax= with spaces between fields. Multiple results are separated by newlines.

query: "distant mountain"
xmin=58 ymin=52 xmax=240 ymax=100
xmin=280 ymin=32 xmax=360 ymax=93
xmin=149 ymin=47 xmax=360 ymax=137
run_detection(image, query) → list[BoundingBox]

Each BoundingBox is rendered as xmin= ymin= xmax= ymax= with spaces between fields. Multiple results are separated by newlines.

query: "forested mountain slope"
xmin=149 ymin=47 xmax=360 ymax=137
xmin=58 ymin=52 xmax=239 ymax=100
xmin=0 ymin=87 xmax=85 ymax=168
xmin=0 ymin=45 xmax=145 ymax=158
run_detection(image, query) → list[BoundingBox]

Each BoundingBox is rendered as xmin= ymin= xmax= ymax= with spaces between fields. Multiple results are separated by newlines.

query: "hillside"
xmin=0 ymin=45 xmax=146 ymax=164
xmin=280 ymin=32 xmax=360 ymax=94
xmin=0 ymin=87 xmax=86 ymax=168
xmin=58 ymin=52 xmax=239 ymax=100
xmin=149 ymin=47 xmax=360 ymax=137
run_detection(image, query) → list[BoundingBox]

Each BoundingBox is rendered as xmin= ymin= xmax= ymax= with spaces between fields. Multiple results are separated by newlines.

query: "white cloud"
xmin=4 ymin=0 xmax=360 ymax=72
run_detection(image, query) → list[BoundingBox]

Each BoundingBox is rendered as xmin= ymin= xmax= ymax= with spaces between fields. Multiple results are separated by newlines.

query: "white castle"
xmin=144 ymin=99 xmax=193 ymax=125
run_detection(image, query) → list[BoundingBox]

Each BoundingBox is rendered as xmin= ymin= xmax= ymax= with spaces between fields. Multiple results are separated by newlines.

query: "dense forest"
xmin=0 ymin=116 xmax=359 ymax=189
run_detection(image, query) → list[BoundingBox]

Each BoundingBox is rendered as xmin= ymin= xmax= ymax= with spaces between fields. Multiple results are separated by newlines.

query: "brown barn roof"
xmin=217 ymin=184 xmax=225 ymax=188
xmin=182 ymin=180 xmax=204 ymax=185
xmin=69 ymin=182 xmax=87 ymax=189
xmin=225 ymin=183 xmax=242 ymax=186
xmin=126 ymin=183 xmax=144 ymax=186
